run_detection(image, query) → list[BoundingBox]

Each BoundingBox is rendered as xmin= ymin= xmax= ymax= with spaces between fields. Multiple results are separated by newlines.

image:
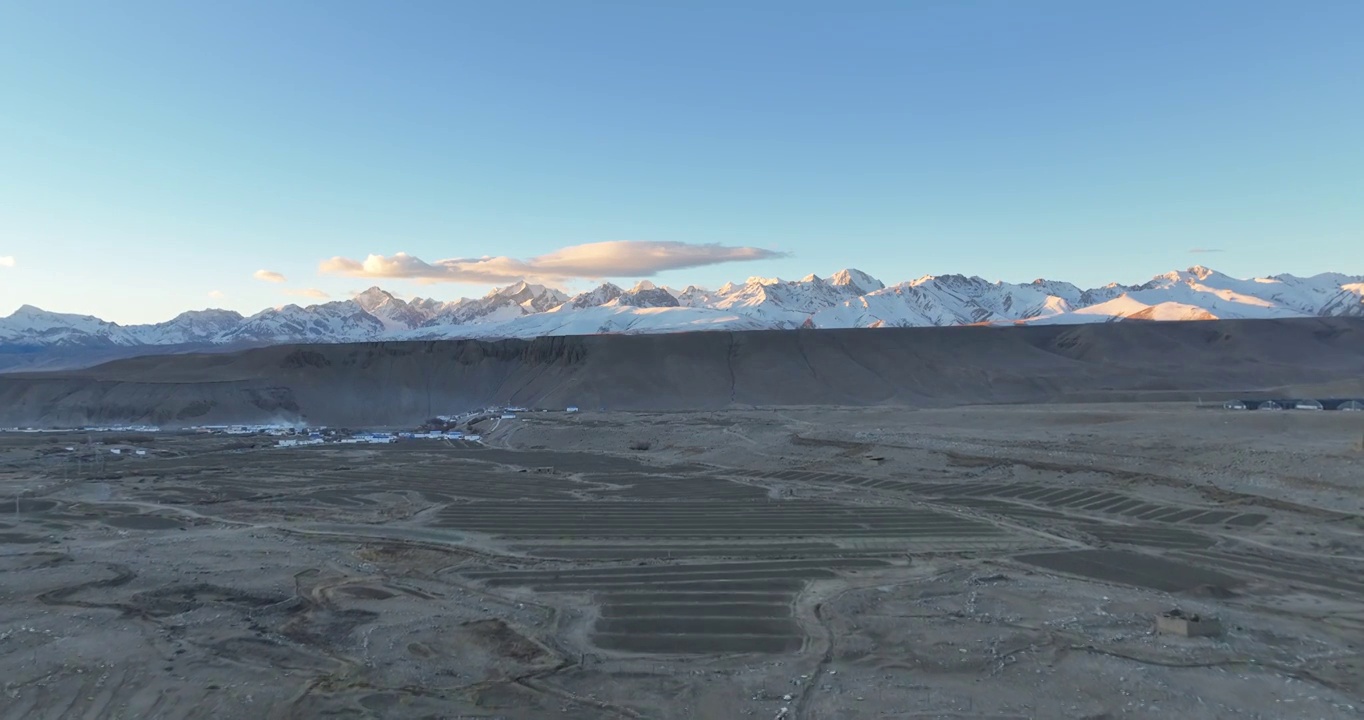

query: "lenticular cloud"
xmin=319 ymin=241 xmax=786 ymax=284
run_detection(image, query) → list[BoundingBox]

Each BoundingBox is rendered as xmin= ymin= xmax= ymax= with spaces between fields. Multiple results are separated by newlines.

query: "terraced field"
xmin=404 ymin=454 xmax=1061 ymax=654
xmin=6 ymin=404 xmax=1364 ymax=720
xmin=741 ymin=469 xmax=1270 ymax=528
xmin=95 ymin=441 xmax=1356 ymax=660
xmin=85 ymin=443 xmax=1071 ymax=656
xmin=432 ymin=500 xmax=1009 ymax=538
xmin=459 ymin=558 xmax=892 ymax=653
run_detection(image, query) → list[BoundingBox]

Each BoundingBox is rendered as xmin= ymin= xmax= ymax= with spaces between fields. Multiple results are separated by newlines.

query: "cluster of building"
xmin=3 ymin=424 xmax=162 ymax=434
xmin=1223 ymin=398 xmax=1364 ymax=411
xmin=276 ymin=429 xmax=481 ymax=448
xmin=192 ymin=424 xmax=300 ymax=435
xmin=274 ymin=436 xmax=326 ymax=447
xmin=8 ymin=404 xmax=581 ymax=446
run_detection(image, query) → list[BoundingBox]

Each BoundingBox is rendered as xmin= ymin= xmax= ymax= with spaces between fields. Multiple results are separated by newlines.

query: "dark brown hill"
xmin=1 ymin=318 xmax=1361 ymax=427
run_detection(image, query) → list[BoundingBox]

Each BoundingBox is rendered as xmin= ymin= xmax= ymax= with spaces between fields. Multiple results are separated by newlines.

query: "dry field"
xmin=2 ymin=403 xmax=1363 ymax=719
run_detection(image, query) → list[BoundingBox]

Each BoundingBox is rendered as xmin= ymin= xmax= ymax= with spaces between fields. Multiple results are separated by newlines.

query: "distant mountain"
xmin=3 ymin=267 xmax=1363 ymax=355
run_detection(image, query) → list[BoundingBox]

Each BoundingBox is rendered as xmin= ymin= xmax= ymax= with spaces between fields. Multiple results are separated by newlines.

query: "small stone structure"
xmin=1156 ymin=608 xmax=1222 ymax=637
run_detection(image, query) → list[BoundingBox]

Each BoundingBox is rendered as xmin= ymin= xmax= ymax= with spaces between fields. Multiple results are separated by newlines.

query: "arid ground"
xmin=3 ymin=403 xmax=1363 ymax=719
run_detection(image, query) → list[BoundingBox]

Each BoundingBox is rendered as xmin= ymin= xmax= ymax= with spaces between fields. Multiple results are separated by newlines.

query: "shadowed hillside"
xmin=1 ymin=318 xmax=1361 ymax=428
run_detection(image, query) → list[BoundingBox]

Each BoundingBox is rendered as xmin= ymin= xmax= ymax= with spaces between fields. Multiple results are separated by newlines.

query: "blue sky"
xmin=1 ymin=0 xmax=1360 ymax=324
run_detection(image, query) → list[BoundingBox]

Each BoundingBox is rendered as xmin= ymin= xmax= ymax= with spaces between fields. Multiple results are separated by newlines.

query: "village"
xmin=1222 ymin=397 xmax=1364 ymax=411
xmin=268 ymin=404 xmax=586 ymax=447
xmin=0 ymin=405 xmax=584 ymax=455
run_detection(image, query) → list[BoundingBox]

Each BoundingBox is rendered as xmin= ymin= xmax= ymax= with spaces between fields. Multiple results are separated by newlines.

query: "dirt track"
xmin=3 ymin=403 xmax=1363 ymax=718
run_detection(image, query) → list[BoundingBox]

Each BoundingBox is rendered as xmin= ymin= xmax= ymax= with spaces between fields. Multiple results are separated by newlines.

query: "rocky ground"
xmin=2 ymin=403 xmax=1362 ymax=719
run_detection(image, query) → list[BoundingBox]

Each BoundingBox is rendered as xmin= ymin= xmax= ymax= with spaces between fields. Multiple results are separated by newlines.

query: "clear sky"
xmin=1 ymin=0 xmax=1360 ymax=324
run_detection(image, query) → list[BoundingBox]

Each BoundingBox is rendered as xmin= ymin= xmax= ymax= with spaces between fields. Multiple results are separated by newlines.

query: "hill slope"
xmin=1 ymin=317 xmax=1361 ymax=428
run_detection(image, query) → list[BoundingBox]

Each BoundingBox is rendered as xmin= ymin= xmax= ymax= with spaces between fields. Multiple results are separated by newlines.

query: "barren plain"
xmin=3 ymin=403 xmax=1363 ymax=719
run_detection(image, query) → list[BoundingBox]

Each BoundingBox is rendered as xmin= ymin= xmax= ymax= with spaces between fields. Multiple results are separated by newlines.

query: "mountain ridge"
xmin=3 ymin=267 xmax=1362 ymax=353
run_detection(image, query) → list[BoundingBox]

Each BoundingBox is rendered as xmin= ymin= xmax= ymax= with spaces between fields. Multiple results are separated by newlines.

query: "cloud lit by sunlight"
xmin=320 ymin=241 xmax=786 ymax=285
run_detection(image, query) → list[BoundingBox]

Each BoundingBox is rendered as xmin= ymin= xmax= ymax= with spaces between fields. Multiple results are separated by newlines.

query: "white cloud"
xmin=319 ymin=240 xmax=787 ymax=285
xmin=285 ymin=288 xmax=330 ymax=300
xmin=0 ymin=256 xmax=15 ymax=268
xmin=207 ymin=290 xmax=225 ymax=299
xmin=254 ymin=269 xmax=287 ymax=283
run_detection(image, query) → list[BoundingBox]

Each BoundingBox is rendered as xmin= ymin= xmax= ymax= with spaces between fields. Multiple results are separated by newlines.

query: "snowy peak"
xmin=490 ymin=280 xmax=556 ymax=301
xmin=487 ymin=281 xmax=569 ymax=312
xmin=595 ymin=279 xmax=681 ymax=307
xmin=167 ymin=308 xmax=245 ymax=322
xmin=0 ymin=305 xmax=135 ymax=347
xmin=9 ymin=305 xmax=116 ymax=327
xmin=616 ymin=286 xmax=680 ymax=308
xmin=1320 ymin=283 xmax=1364 ymax=317
xmin=1187 ymin=265 xmax=1218 ymax=280
xmin=827 ymin=268 xmax=884 ymax=295
xmin=3 ymin=267 xmax=1362 ymax=350
xmin=350 ymin=287 xmax=427 ymax=331
xmin=352 ymin=286 xmax=397 ymax=311
xmin=218 ymin=300 xmax=385 ymax=343
xmin=673 ymin=285 xmax=717 ymax=308
xmin=560 ymin=283 xmax=625 ymax=310
xmin=1146 ymin=265 xmax=1234 ymax=290
xmin=143 ymin=309 xmax=248 ymax=344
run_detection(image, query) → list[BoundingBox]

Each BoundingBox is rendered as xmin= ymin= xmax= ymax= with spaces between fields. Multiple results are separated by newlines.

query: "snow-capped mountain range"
xmin=3 ymin=266 xmax=1362 ymax=349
